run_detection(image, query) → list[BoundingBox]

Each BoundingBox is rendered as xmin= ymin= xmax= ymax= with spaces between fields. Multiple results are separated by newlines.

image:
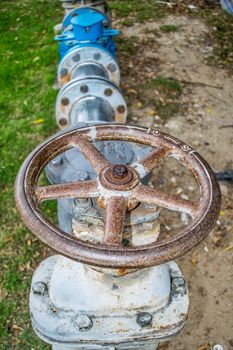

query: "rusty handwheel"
xmin=15 ymin=124 xmax=221 ymax=268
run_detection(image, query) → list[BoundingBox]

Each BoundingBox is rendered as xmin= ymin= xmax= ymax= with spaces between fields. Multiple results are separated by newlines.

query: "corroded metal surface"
xmin=15 ymin=124 xmax=221 ymax=268
xmin=30 ymin=256 xmax=187 ymax=349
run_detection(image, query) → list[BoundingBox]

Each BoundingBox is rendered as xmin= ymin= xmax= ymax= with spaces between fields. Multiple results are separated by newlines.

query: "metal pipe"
xmin=71 ymin=96 xmax=114 ymax=124
xmin=60 ymin=0 xmax=110 ymax=16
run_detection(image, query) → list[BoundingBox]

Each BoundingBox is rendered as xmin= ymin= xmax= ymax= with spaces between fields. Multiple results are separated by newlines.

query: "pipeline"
xmin=60 ymin=0 xmax=110 ymax=16
xmin=55 ymin=3 xmax=127 ymax=128
xmin=14 ymin=2 xmax=221 ymax=350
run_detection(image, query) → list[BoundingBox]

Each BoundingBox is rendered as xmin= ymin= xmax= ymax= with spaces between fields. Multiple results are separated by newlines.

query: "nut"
xmin=60 ymin=68 xmax=68 ymax=77
xmin=59 ymin=118 xmax=68 ymax=126
xmin=108 ymin=63 xmax=117 ymax=72
xmin=32 ymin=282 xmax=48 ymax=296
xmin=61 ymin=97 xmax=70 ymax=106
xmin=72 ymin=53 xmax=80 ymax=62
xmin=112 ymin=164 xmax=128 ymax=179
xmin=74 ymin=315 xmax=93 ymax=332
xmin=104 ymin=88 xmax=113 ymax=97
xmin=136 ymin=312 xmax=153 ymax=327
xmin=80 ymin=85 xmax=88 ymax=93
xmin=172 ymin=276 xmax=185 ymax=289
xmin=117 ymin=105 xmax=126 ymax=114
xmin=93 ymin=52 xmax=101 ymax=60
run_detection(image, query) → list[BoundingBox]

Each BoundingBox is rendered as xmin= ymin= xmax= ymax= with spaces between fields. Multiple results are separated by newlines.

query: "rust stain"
xmin=15 ymin=124 xmax=221 ymax=269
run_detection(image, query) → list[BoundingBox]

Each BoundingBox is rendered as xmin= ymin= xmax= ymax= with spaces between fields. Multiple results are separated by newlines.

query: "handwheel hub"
xmin=100 ymin=164 xmax=139 ymax=191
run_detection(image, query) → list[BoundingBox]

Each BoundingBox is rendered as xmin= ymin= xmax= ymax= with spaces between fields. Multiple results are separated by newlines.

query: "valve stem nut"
xmin=112 ymin=164 xmax=128 ymax=179
xmin=74 ymin=315 xmax=93 ymax=332
xmin=137 ymin=312 xmax=153 ymax=327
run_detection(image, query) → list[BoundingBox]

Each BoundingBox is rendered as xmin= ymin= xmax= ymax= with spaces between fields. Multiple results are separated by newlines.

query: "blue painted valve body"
xmin=55 ymin=7 xmax=118 ymax=60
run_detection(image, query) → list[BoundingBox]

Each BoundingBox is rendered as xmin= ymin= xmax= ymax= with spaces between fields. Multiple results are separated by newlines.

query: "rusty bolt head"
xmin=112 ymin=164 xmax=128 ymax=179
xmin=32 ymin=282 xmax=48 ymax=296
xmin=61 ymin=97 xmax=70 ymax=106
xmin=60 ymin=68 xmax=68 ymax=77
xmin=80 ymin=85 xmax=88 ymax=93
xmin=59 ymin=118 xmax=68 ymax=126
xmin=117 ymin=105 xmax=126 ymax=114
xmin=107 ymin=63 xmax=117 ymax=72
xmin=74 ymin=315 xmax=93 ymax=332
xmin=72 ymin=53 xmax=80 ymax=62
xmin=137 ymin=312 xmax=153 ymax=327
xmin=104 ymin=88 xmax=113 ymax=97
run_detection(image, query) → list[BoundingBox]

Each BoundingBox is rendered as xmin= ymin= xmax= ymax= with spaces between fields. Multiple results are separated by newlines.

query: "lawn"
xmin=0 ymin=1 xmax=232 ymax=349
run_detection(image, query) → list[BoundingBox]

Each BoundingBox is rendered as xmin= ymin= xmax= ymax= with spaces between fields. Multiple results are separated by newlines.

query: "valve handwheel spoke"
xmin=133 ymin=146 xmax=171 ymax=178
xmin=133 ymin=184 xmax=198 ymax=218
xmin=34 ymin=180 xmax=99 ymax=203
xmin=15 ymin=124 xmax=221 ymax=269
xmin=103 ymin=197 xmax=127 ymax=246
xmin=71 ymin=133 xmax=110 ymax=174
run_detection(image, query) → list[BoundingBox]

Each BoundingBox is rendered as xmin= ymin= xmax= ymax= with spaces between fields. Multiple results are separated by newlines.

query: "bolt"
xmin=85 ymin=26 xmax=91 ymax=33
xmin=60 ymin=68 xmax=68 ymax=77
xmin=104 ymin=88 xmax=113 ymax=97
xmin=112 ymin=164 xmax=128 ymax=179
xmin=80 ymin=85 xmax=88 ymax=93
xmin=76 ymin=171 xmax=89 ymax=181
xmin=103 ymin=20 xmax=108 ymax=28
xmin=107 ymin=63 xmax=117 ymax=73
xmin=72 ymin=53 xmax=80 ymax=62
xmin=93 ymin=52 xmax=101 ymax=60
xmin=51 ymin=156 xmax=63 ymax=167
xmin=56 ymin=323 xmax=70 ymax=335
xmin=61 ymin=97 xmax=70 ymax=106
xmin=136 ymin=312 xmax=153 ymax=327
xmin=59 ymin=118 xmax=68 ymax=126
xmin=117 ymin=105 xmax=126 ymax=114
xmin=74 ymin=315 xmax=93 ymax=332
xmin=32 ymin=282 xmax=48 ymax=296
xmin=172 ymin=276 xmax=185 ymax=289
xmin=213 ymin=346 xmax=224 ymax=350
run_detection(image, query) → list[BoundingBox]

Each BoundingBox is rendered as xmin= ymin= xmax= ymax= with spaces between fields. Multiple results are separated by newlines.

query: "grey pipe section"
xmin=71 ymin=96 xmax=114 ymax=124
xmin=72 ymin=63 xmax=108 ymax=80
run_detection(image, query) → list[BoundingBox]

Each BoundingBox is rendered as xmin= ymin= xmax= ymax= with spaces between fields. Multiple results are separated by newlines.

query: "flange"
xmin=56 ymin=78 xmax=127 ymax=128
xmin=58 ymin=45 xmax=120 ymax=87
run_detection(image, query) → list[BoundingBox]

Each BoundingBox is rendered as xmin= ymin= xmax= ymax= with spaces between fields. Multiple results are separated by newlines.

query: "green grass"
xmin=145 ymin=77 xmax=183 ymax=119
xmin=0 ymin=0 xmax=232 ymax=349
xmin=0 ymin=0 xmax=61 ymax=348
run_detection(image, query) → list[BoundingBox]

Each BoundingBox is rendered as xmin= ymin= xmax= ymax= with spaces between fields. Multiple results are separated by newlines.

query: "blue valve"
xmin=55 ymin=7 xmax=118 ymax=60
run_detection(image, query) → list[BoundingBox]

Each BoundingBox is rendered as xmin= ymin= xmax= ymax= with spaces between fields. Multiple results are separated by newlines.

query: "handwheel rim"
xmin=15 ymin=124 xmax=221 ymax=268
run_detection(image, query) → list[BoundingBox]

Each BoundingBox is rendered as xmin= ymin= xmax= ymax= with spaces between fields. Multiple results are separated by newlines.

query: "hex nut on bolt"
xmin=80 ymin=85 xmax=88 ymax=93
xmin=107 ymin=63 xmax=117 ymax=72
xmin=104 ymin=88 xmax=113 ymax=96
xmin=74 ymin=315 xmax=93 ymax=332
xmin=93 ymin=52 xmax=101 ymax=60
xmin=136 ymin=312 xmax=153 ymax=327
xmin=32 ymin=282 xmax=48 ymax=296
xmin=117 ymin=105 xmax=126 ymax=114
xmin=60 ymin=68 xmax=68 ymax=77
xmin=172 ymin=277 xmax=185 ymax=289
xmin=59 ymin=118 xmax=68 ymax=126
xmin=61 ymin=97 xmax=70 ymax=106
xmin=72 ymin=53 xmax=80 ymax=62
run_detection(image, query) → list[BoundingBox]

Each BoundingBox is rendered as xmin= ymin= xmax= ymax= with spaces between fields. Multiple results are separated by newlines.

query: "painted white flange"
xmin=56 ymin=77 xmax=127 ymax=128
